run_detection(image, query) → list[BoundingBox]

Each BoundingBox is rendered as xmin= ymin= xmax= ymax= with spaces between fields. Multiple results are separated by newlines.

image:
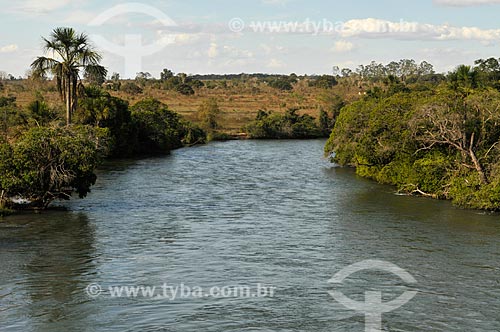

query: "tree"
xmin=77 ymin=86 xmax=134 ymax=156
xmin=411 ymin=90 xmax=500 ymax=185
xmin=31 ymin=27 xmax=107 ymax=126
xmin=399 ymin=59 xmax=418 ymax=80
xmin=318 ymin=108 xmax=331 ymax=136
xmin=474 ymin=58 xmax=500 ymax=73
xmin=177 ymin=73 xmax=188 ymax=84
xmin=449 ymin=65 xmax=480 ymax=96
xmin=332 ymin=66 xmax=340 ymax=77
xmin=84 ymin=67 xmax=106 ymax=85
xmin=246 ymin=109 xmax=322 ymax=139
xmin=27 ymin=98 xmax=58 ymax=126
xmin=309 ymin=75 xmax=338 ymax=89
xmin=135 ymin=72 xmax=152 ymax=86
xmin=121 ymin=82 xmax=143 ymax=95
xmin=130 ymin=98 xmax=184 ymax=153
xmin=0 ymin=126 xmax=108 ymax=208
xmin=197 ymin=98 xmax=221 ymax=131
xmin=160 ymin=68 xmax=174 ymax=81
xmin=418 ymin=61 xmax=435 ymax=76
xmin=341 ymin=68 xmax=352 ymax=78
xmin=268 ymin=77 xmax=294 ymax=91
xmin=474 ymin=58 xmax=500 ymax=85
xmin=111 ymin=72 xmax=120 ymax=81
xmin=176 ymin=84 xmax=195 ymax=95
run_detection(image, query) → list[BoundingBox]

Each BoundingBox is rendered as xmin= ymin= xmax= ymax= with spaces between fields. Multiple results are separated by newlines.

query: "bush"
xmin=208 ymin=131 xmax=233 ymax=141
xmin=28 ymin=99 xmax=58 ymax=125
xmin=268 ymin=77 xmax=295 ymax=91
xmin=0 ymin=126 xmax=108 ymax=209
xmin=309 ymin=75 xmax=338 ymax=89
xmin=176 ymin=83 xmax=195 ymax=95
xmin=77 ymin=87 xmax=135 ymax=157
xmin=130 ymin=98 xmax=206 ymax=154
xmin=197 ymin=98 xmax=221 ymax=131
xmin=179 ymin=120 xmax=207 ymax=145
xmin=121 ymin=82 xmax=143 ymax=95
xmin=246 ymin=109 xmax=323 ymax=139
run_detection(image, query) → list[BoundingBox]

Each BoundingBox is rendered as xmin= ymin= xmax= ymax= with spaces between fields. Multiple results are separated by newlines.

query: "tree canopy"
xmin=31 ymin=27 xmax=107 ymax=126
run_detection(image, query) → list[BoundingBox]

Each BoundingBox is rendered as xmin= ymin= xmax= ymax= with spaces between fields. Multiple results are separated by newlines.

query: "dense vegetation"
xmin=0 ymin=28 xmax=205 ymax=212
xmin=0 ymin=90 xmax=204 ymax=211
xmin=0 ymin=126 xmax=108 ymax=209
xmin=245 ymin=109 xmax=325 ymax=139
xmin=326 ymin=58 xmax=500 ymax=210
xmin=4 ymin=26 xmax=500 ymax=212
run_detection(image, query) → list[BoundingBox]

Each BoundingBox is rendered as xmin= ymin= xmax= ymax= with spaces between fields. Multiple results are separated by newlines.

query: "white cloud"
xmin=222 ymin=45 xmax=254 ymax=58
xmin=434 ymin=0 xmax=500 ymax=6
xmin=340 ymin=18 xmax=500 ymax=42
xmin=259 ymin=43 xmax=286 ymax=55
xmin=417 ymin=47 xmax=481 ymax=71
xmin=261 ymin=0 xmax=290 ymax=5
xmin=332 ymin=40 xmax=354 ymax=53
xmin=267 ymin=58 xmax=285 ymax=68
xmin=17 ymin=0 xmax=70 ymax=13
xmin=157 ymin=31 xmax=203 ymax=46
xmin=0 ymin=44 xmax=19 ymax=53
xmin=62 ymin=10 xmax=99 ymax=24
xmin=208 ymin=42 xmax=219 ymax=58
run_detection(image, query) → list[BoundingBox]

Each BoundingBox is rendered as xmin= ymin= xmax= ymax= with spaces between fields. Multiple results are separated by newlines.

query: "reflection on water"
xmin=1 ymin=139 xmax=500 ymax=331
xmin=0 ymin=213 xmax=96 ymax=332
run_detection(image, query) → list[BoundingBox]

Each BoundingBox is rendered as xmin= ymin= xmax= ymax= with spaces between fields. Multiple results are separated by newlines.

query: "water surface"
xmin=1 ymin=139 xmax=499 ymax=331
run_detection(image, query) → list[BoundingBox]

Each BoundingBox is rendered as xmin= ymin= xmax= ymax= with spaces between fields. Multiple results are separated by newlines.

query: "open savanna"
xmin=4 ymin=79 xmax=362 ymax=134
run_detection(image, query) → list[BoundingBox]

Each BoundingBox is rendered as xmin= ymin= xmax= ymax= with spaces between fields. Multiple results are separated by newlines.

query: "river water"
xmin=1 ymin=139 xmax=499 ymax=331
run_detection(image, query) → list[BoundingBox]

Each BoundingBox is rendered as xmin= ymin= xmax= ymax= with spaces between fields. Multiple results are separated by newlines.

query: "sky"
xmin=1 ymin=0 xmax=500 ymax=78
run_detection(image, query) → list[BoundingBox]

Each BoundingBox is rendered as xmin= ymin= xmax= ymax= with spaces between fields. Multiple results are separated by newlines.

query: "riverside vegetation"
xmin=3 ymin=27 xmax=500 ymax=212
xmin=0 ymin=28 xmax=207 ymax=213
xmin=0 ymin=27 xmax=334 ymax=213
xmin=325 ymin=59 xmax=500 ymax=210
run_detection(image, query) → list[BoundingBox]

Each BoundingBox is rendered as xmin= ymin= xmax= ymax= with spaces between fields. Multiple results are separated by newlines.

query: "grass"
xmin=2 ymin=78 xmax=364 ymax=134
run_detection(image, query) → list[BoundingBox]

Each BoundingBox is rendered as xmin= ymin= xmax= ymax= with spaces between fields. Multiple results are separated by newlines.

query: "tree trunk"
xmin=66 ymin=77 xmax=72 ymax=126
xmin=469 ymin=148 xmax=488 ymax=184
xmin=0 ymin=190 xmax=5 ymax=208
xmin=468 ymin=132 xmax=488 ymax=184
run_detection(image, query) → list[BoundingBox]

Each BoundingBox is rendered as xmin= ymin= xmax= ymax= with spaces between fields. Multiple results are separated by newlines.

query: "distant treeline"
xmin=189 ymin=73 xmax=332 ymax=81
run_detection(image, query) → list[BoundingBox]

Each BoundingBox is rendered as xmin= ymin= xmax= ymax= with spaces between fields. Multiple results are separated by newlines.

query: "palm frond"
xmin=78 ymin=49 xmax=103 ymax=66
xmin=84 ymin=65 xmax=108 ymax=79
xmin=30 ymin=57 xmax=60 ymax=79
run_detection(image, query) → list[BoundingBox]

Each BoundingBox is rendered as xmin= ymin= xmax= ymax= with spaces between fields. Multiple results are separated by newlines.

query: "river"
xmin=1 ymin=139 xmax=499 ymax=331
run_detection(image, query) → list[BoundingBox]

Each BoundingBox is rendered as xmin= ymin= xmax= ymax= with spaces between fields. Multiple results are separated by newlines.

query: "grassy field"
xmin=2 ymin=78 xmax=363 ymax=134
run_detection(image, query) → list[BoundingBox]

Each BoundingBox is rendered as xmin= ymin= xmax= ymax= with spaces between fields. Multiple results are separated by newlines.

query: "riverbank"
xmin=325 ymin=85 xmax=500 ymax=211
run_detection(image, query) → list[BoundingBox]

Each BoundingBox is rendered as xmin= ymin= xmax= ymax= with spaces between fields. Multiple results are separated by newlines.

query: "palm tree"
xmin=31 ymin=27 xmax=107 ymax=126
xmin=449 ymin=65 xmax=480 ymax=97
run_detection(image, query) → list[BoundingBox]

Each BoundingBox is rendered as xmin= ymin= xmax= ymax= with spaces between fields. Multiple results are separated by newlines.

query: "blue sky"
xmin=1 ymin=0 xmax=500 ymax=78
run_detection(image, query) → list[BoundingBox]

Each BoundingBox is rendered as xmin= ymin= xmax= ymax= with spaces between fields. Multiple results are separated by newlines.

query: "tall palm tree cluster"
xmin=31 ymin=27 xmax=107 ymax=126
